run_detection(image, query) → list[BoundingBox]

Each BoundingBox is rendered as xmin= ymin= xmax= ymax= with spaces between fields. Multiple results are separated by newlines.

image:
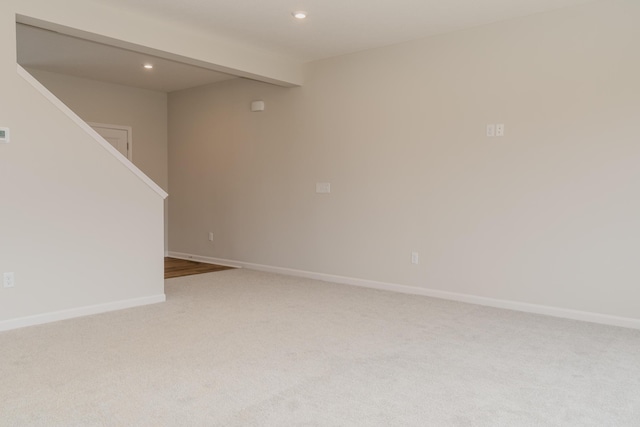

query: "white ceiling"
xmin=16 ymin=0 xmax=597 ymax=92
xmin=17 ymin=24 xmax=237 ymax=93
xmin=96 ymin=0 xmax=596 ymax=62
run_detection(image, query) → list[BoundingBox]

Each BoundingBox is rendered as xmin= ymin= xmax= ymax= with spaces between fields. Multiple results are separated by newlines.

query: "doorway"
xmin=89 ymin=122 xmax=132 ymax=160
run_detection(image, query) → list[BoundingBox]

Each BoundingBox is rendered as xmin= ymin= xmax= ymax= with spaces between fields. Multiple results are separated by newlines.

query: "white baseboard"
xmin=167 ymin=251 xmax=640 ymax=330
xmin=0 ymin=294 xmax=166 ymax=332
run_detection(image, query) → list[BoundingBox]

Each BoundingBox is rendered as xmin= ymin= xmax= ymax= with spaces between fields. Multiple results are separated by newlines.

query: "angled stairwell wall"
xmin=0 ymin=12 xmax=167 ymax=330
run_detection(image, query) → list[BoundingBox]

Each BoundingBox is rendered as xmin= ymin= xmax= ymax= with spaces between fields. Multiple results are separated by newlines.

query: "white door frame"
xmin=88 ymin=122 xmax=133 ymax=161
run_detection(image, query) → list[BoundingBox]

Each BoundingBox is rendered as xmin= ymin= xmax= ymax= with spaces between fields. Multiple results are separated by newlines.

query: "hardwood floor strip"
xmin=165 ymin=257 xmax=234 ymax=279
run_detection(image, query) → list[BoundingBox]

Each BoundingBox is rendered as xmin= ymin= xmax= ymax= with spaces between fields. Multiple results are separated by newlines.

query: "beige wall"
xmin=25 ymin=70 xmax=170 ymax=250
xmin=169 ymin=0 xmax=640 ymax=320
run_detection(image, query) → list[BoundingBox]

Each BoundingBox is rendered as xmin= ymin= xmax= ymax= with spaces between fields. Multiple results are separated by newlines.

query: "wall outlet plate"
xmin=3 ymin=272 xmax=15 ymax=288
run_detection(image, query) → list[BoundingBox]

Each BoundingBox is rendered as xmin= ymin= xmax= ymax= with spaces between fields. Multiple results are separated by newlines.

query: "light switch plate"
xmin=486 ymin=124 xmax=495 ymax=137
xmin=316 ymin=182 xmax=331 ymax=193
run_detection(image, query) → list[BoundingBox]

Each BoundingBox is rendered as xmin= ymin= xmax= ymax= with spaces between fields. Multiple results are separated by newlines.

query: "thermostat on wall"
xmin=0 ymin=127 xmax=9 ymax=143
xmin=251 ymin=100 xmax=265 ymax=112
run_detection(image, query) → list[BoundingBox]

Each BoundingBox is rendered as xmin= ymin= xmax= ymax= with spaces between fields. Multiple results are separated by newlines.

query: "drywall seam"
xmin=0 ymin=294 xmax=166 ymax=332
xmin=167 ymin=252 xmax=640 ymax=330
xmin=16 ymin=64 xmax=168 ymax=199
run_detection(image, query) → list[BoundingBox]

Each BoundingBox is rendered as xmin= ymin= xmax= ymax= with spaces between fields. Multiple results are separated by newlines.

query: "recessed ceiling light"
xmin=143 ymin=64 xmax=153 ymax=69
xmin=292 ymin=11 xmax=307 ymax=19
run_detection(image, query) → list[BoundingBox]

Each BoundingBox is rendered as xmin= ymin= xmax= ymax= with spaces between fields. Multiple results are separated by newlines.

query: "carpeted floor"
xmin=1 ymin=269 xmax=639 ymax=426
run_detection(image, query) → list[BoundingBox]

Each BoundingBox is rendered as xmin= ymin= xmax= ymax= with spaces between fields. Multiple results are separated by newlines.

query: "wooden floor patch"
xmin=165 ymin=257 xmax=234 ymax=279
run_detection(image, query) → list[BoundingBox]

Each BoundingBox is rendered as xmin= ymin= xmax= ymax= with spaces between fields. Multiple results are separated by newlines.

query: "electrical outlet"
xmin=3 ymin=272 xmax=15 ymax=288
xmin=411 ymin=252 xmax=419 ymax=265
xmin=496 ymin=124 xmax=505 ymax=137
xmin=208 ymin=232 xmax=214 ymax=241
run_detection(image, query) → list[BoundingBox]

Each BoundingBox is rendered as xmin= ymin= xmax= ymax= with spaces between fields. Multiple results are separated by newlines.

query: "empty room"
xmin=1 ymin=0 xmax=639 ymax=425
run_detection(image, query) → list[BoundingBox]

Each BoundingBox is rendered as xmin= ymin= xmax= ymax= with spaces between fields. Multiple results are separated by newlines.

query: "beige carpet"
xmin=1 ymin=269 xmax=639 ymax=426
